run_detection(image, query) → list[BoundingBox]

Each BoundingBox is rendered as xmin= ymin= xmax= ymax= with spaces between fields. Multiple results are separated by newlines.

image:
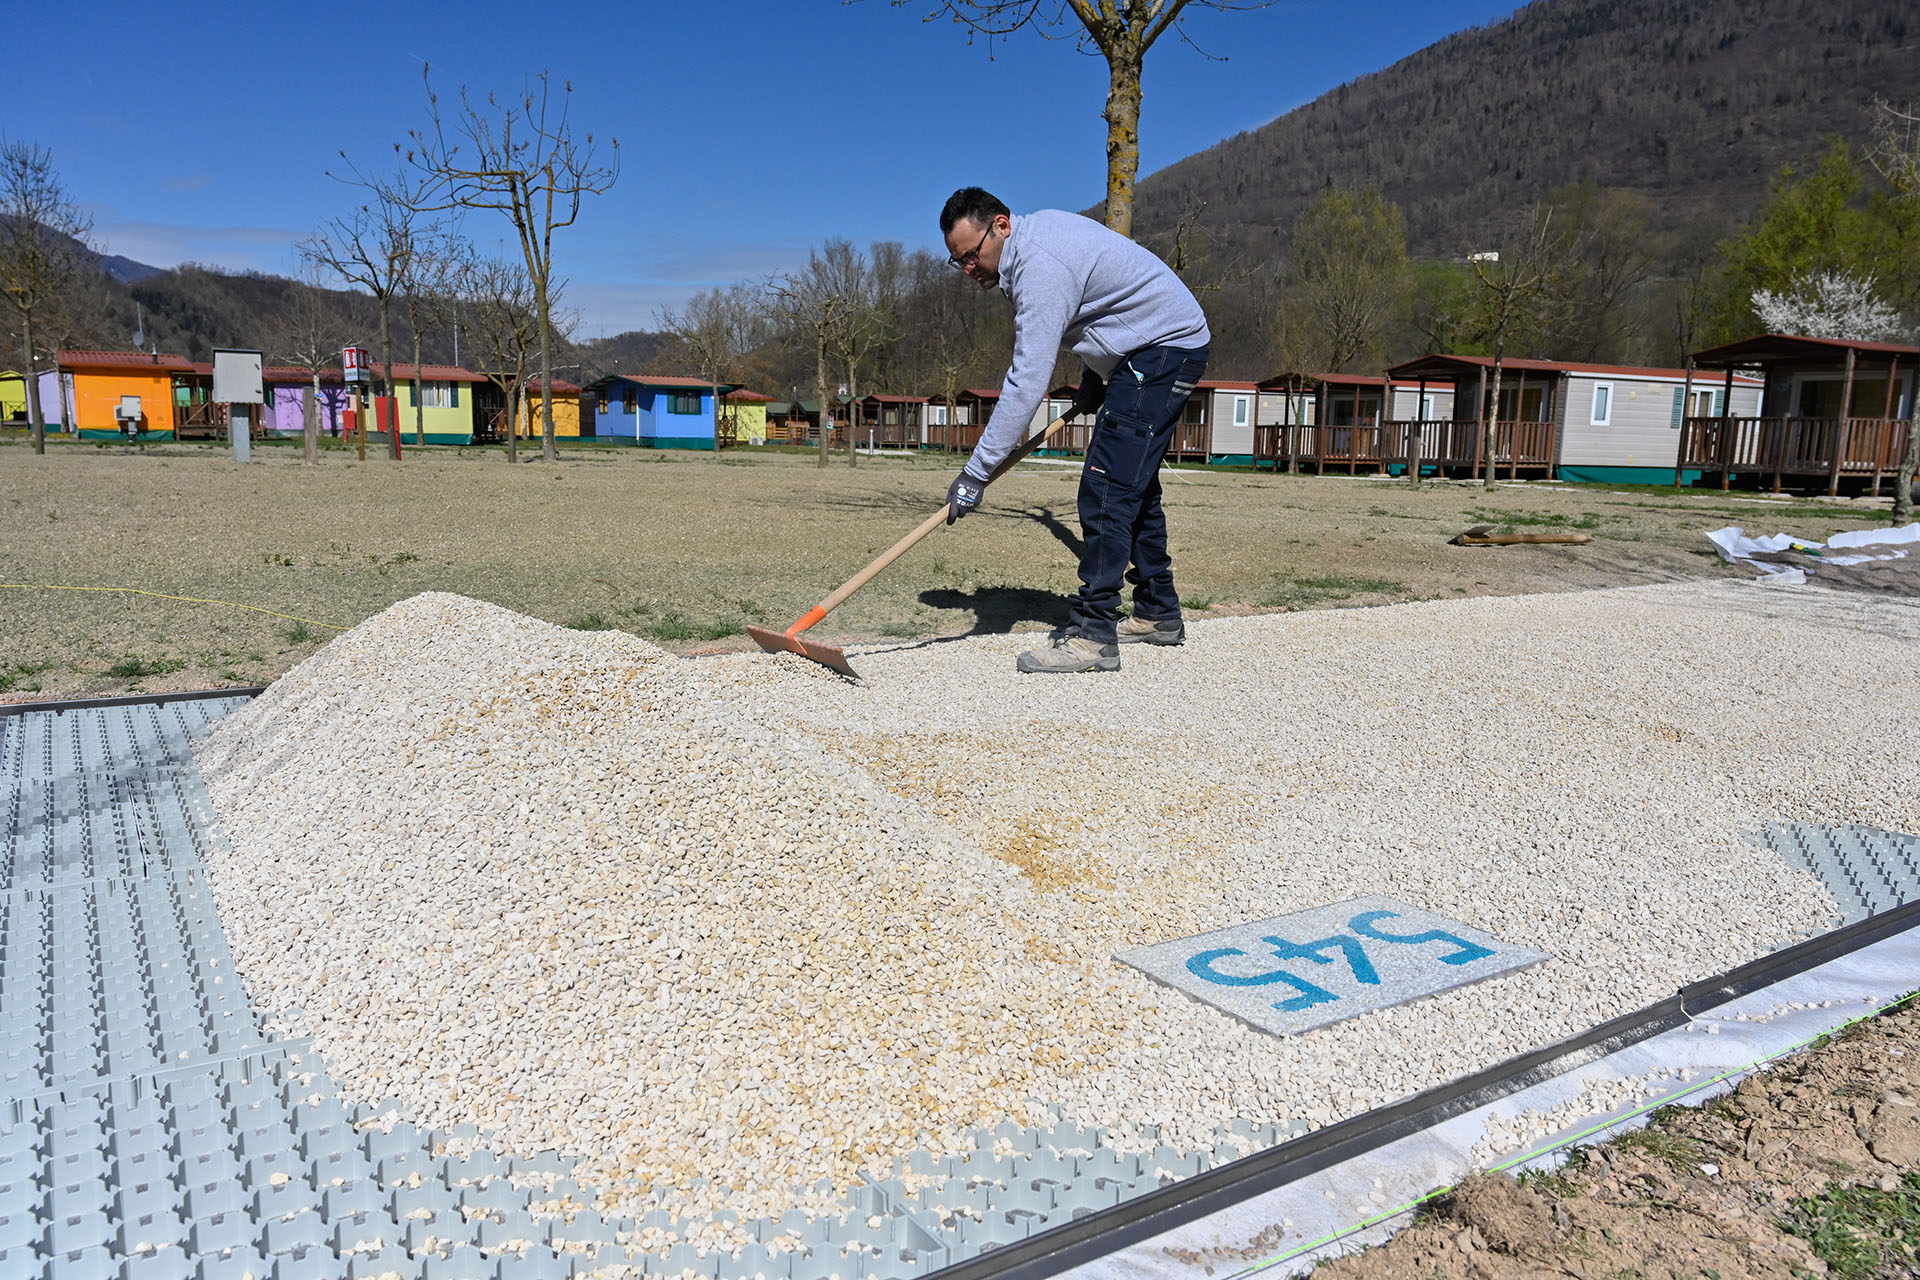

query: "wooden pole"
xmin=1720 ymin=366 xmax=1735 ymax=491
xmin=1473 ymin=366 xmax=1487 ymax=480
xmin=1675 ymin=360 xmax=1695 ymax=489
xmin=1828 ymin=347 xmax=1856 ymax=496
xmin=352 ymin=388 xmax=366 ymax=461
xmin=1348 ymin=384 xmax=1359 ymax=475
xmin=1874 ymin=355 xmax=1899 ymax=496
xmin=1287 ymin=385 xmax=1298 ymax=475
xmin=1511 ymin=370 xmax=1526 ymax=481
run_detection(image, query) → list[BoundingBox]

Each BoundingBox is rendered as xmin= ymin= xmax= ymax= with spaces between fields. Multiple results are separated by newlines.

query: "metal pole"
xmin=230 ymin=405 xmax=250 ymax=463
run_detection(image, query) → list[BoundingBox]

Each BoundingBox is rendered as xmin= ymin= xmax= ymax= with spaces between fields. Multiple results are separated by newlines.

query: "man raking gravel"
xmin=940 ymin=187 xmax=1212 ymax=674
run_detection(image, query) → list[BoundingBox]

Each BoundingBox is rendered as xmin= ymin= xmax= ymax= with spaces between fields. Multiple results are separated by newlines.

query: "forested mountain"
xmin=1134 ymin=0 xmax=1915 ymax=265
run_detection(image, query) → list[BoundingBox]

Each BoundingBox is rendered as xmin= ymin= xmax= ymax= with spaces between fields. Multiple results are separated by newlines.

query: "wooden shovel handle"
xmin=787 ymin=411 xmax=1075 ymax=636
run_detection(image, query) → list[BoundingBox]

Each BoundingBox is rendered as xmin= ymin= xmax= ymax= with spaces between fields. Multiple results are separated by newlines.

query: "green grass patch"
xmin=1260 ymin=572 xmax=1408 ymax=610
xmin=566 ymin=612 xmax=617 ymax=632
xmin=1778 ymin=1172 xmax=1920 ymax=1280
xmin=1465 ymin=508 xmax=1605 ymax=532
xmin=1611 ymin=1123 xmax=1708 ymax=1174
xmin=643 ymin=613 xmax=742 ymax=643
xmin=106 ymin=655 xmax=186 ymax=680
xmin=284 ymin=621 xmax=317 ymax=644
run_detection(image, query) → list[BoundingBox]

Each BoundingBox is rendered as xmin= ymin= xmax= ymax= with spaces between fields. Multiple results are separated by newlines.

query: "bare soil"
xmin=0 ymin=437 xmax=1903 ymax=701
xmin=1312 ymin=997 xmax=1920 ymax=1280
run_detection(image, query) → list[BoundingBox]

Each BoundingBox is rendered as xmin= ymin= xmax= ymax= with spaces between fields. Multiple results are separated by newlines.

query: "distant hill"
xmin=1131 ymin=0 xmax=1917 ymax=267
xmin=97 ymin=251 xmax=161 ymax=285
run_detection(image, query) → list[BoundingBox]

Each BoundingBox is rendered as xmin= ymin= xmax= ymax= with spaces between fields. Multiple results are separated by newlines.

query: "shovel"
xmin=748 ymin=408 xmax=1080 ymax=677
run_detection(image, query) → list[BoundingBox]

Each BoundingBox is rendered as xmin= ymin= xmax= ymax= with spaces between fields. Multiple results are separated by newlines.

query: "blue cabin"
xmin=581 ymin=375 xmax=730 ymax=449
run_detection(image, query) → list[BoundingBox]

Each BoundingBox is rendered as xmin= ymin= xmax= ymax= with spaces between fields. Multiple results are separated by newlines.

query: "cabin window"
xmin=668 ymin=392 xmax=701 ymax=415
xmin=1232 ymin=395 xmax=1250 ymax=428
xmin=419 ymin=382 xmax=453 ymax=408
xmin=622 ymin=389 xmax=637 ymax=414
xmin=929 ymin=404 xmax=947 ymax=425
xmin=1590 ymin=382 xmax=1613 ymax=426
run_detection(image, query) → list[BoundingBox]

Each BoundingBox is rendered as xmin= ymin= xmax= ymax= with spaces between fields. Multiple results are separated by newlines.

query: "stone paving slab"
xmin=1116 ymin=895 xmax=1552 ymax=1038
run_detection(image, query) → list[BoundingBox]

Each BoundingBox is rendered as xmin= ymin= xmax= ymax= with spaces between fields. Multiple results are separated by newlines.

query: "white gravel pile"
xmin=196 ymin=581 xmax=1920 ymax=1224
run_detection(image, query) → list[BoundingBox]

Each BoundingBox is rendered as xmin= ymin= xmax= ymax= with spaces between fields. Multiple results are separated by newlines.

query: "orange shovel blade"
xmin=746 ymin=625 xmax=860 ymax=679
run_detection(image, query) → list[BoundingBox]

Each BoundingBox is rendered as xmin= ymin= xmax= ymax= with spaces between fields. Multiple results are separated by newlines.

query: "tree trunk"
xmin=1484 ymin=350 xmax=1504 ymax=491
xmin=1101 ymin=48 xmax=1144 ymax=237
xmin=303 ymin=382 xmax=318 ymax=467
xmin=410 ymin=329 xmax=426 ymax=448
xmin=1895 ymin=418 xmax=1918 ymax=525
xmin=505 ymin=383 xmax=520 ymax=464
xmin=815 ymin=335 xmax=831 ymax=469
xmin=537 ymin=278 xmax=556 ymax=462
xmin=378 ymin=302 xmax=398 ymax=460
xmin=21 ymin=318 xmax=45 ymax=455
xmin=845 ymin=368 xmax=858 ymax=469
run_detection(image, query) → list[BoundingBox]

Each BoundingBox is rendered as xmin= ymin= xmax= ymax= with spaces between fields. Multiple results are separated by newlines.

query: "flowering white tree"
xmin=1751 ymin=271 xmax=1906 ymax=342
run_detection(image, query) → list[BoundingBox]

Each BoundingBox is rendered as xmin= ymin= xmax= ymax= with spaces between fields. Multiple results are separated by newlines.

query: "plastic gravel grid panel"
xmin=12 ymin=704 xmax=1909 ymax=1280
xmin=1762 ymin=822 xmax=1920 ymax=930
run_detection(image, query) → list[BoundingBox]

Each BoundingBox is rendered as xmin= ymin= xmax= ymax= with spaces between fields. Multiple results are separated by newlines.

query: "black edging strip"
xmin=937 ymin=896 xmax=1920 ymax=1280
xmin=0 ymin=686 xmax=267 ymax=717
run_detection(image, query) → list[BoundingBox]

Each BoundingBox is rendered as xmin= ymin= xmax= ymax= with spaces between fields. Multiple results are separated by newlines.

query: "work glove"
xmin=946 ymin=470 xmax=987 ymax=525
xmin=1070 ymin=371 xmax=1106 ymax=420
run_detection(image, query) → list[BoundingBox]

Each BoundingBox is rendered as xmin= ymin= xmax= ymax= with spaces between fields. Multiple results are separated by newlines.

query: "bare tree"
xmin=1469 ymin=212 xmax=1560 ymax=489
xmin=458 ymin=251 xmax=538 ymax=465
xmin=1281 ymin=184 xmax=1411 ymax=372
xmin=0 ymin=137 xmax=93 ymax=454
xmin=1869 ymin=98 xmax=1920 ymax=200
xmin=404 ymin=67 xmax=619 ymax=462
xmin=272 ymin=260 xmax=350 ymax=466
xmin=302 ymin=198 xmax=418 ymax=459
xmin=656 ymin=286 xmax=753 ymax=455
xmin=398 ymin=226 xmax=463 ymax=447
xmin=896 ymin=0 xmax=1269 ymax=236
xmin=1536 ymin=183 xmax=1655 ymax=364
xmin=820 ymin=239 xmax=903 ymax=464
xmin=768 ymin=258 xmax=858 ymax=469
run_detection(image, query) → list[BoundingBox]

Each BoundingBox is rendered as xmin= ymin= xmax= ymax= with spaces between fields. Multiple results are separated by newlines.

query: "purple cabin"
xmin=264 ymin=366 xmax=351 ymax=437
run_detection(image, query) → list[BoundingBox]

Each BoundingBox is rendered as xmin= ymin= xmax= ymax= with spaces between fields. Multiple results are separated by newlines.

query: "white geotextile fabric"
xmin=1062 ymin=921 xmax=1920 ymax=1280
xmin=1708 ymin=521 xmax=1920 ymax=586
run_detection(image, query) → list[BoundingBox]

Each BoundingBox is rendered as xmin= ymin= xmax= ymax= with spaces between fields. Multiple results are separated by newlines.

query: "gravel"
xmin=194 ymin=579 xmax=1920 ymax=1229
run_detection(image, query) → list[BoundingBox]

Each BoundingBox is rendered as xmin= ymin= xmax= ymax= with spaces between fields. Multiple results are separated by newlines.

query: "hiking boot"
xmin=1015 ymin=632 xmax=1121 ymax=674
xmin=1117 ymin=615 xmax=1185 ymax=646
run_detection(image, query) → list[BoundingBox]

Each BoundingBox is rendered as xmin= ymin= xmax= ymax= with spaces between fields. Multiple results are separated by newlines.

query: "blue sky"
xmin=16 ymin=0 xmax=1520 ymax=334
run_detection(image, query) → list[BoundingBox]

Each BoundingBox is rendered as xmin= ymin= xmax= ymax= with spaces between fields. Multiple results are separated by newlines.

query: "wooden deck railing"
xmin=1255 ymin=420 xmax=1556 ymax=476
xmin=1679 ymin=416 xmax=1914 ymax=492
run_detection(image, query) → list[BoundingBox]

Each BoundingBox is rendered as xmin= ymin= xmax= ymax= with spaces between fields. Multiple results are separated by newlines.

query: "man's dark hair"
xmin=940 ymin=187 xmax=1010 ymax=235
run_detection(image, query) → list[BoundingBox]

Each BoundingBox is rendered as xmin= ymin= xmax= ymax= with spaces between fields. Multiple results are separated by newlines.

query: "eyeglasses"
xmin=947 ymin=225 xmax=991 ymax=271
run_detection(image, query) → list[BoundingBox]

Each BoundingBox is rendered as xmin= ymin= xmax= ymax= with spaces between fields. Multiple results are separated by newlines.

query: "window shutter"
xmin=1713 ymin=389 xmax=1725 ymax=416
xmin=451 ymin=382 xmax=460 ymax=409
xmin=1670 ymin=386 xmax=1683 ymax=428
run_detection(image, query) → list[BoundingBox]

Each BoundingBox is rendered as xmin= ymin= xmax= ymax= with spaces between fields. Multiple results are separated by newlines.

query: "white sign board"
xmin=211 ymin=348 xmax=264 ymax=405
xmin=342 ymin=346 xmax=370 ymax=384
xmin=1117 ymin=895 xmax=1550 ymax=1038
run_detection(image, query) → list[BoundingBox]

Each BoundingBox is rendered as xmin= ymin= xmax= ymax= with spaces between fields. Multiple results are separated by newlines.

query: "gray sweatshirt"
xmin=965 ymin=210 xmax=1211 ymax=479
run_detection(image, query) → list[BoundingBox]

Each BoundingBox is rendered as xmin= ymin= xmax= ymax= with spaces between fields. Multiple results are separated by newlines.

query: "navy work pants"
xmin=1069 ymin=343 xmax=1210 ymax=643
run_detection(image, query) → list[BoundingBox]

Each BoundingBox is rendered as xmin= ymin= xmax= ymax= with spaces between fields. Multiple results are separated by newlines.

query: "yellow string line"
xmin=0 ymin=584 xmax=349 ymax=631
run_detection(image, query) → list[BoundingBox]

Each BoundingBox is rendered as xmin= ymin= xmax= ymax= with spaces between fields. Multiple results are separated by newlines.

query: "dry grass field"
xmin=0 ymin=436 xmax=1896 ymax=700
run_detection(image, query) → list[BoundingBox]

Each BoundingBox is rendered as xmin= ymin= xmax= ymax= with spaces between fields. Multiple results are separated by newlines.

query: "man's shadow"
xmin=913 ymin=504 xmax=1084 ymax=638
